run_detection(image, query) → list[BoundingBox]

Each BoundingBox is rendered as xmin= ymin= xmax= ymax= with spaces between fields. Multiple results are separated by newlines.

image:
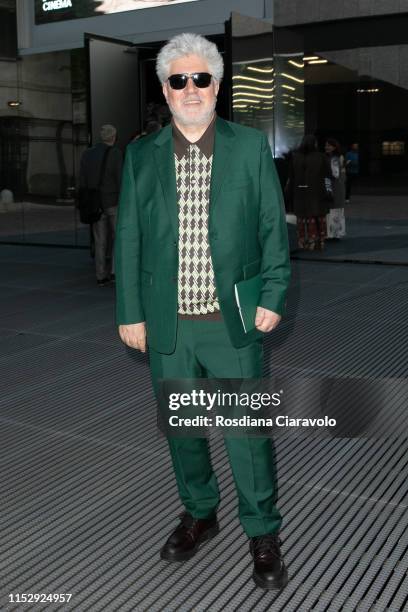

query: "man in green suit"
xmin=115 ymin=33 xmax=291 ymax=590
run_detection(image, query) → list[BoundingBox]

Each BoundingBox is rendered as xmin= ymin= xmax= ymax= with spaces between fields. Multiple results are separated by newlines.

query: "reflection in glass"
xmin=230 ymin=13 xmax=304 ymax=158
xmin=0 ymin=49 xmax=89 ymax=247
xmin=274 ymin=9 xmax=408 ymax=262
xmin=232 ymin=59 xmax=275 ymax=146
xmin=274 ymin=53 xmax=304 ymax=157
xmin=230 ymin=13 xmax=275 ymax=149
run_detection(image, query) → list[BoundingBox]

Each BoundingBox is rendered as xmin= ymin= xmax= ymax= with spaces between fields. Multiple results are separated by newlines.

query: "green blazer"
xmin=115 ymin=117 xmax=290 ymax=353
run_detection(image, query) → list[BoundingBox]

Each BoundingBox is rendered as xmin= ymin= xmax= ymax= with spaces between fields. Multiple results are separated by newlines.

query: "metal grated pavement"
xmin=0 ymin=245 xmax=407 ymax=612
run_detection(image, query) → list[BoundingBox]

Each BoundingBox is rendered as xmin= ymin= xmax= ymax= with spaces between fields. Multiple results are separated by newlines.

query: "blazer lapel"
xmin=152 ymin=118 xmax=235 ymax=238
xmin=210 ymin=117 xmax=235 ymax=208
xmin=153 ymin=125 xmax=178 ymax=240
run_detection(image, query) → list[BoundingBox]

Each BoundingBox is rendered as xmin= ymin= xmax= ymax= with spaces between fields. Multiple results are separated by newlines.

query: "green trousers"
xmin=149 ymin=318 xmax=282 ymax=537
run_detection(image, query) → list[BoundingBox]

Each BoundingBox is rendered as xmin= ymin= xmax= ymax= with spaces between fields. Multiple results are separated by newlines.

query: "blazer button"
xmin=172 ymin=276 xmax=177 ymax=282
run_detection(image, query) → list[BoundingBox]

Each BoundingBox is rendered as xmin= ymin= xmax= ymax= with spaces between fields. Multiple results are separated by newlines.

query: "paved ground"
xmin=345 ymin=195 xmax=408 ymax=221
xmin=0 ymin=245 xmax=407 ymax=611
xmin=1 ymin=195 xmax=407 ymax=267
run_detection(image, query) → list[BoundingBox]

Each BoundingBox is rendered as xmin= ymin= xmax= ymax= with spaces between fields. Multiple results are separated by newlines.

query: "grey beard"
xmin=168 ymin=98 xmax=217 ymax=128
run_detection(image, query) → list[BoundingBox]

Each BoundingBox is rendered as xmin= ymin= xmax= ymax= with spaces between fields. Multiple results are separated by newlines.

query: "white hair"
xmin=100 ymin=124 xmax=117 ymax=143
xmin=156 ymin=33 xmax=224 ymax=84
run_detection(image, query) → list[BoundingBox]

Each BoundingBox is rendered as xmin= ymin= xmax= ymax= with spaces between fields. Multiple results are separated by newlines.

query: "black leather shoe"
xmin=250 ymin=533 xmax=288 ymax=590
xmin=160 ymin=512 xmax=219 ymax=562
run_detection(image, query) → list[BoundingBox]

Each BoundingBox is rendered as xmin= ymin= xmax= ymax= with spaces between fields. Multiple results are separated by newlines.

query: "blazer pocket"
xmin=224 ymin=181 xmax=250 ymax=191
xmin=242 ymin=259 xmax=261 ymax=280
xmin=141 ymin=270 xmax=153 ymax=287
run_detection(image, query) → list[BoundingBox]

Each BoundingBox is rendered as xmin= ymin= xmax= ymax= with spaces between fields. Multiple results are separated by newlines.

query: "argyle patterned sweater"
xmin=173 ymin=119 xmax=220 ymax=315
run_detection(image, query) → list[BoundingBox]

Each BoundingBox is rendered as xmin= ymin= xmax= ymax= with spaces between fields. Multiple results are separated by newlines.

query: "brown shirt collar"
xmin=172 ymin=114 xmax=216 ymax=159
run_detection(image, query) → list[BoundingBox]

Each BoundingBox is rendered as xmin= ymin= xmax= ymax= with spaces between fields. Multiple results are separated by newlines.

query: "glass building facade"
xmin=1 ymin=1 xmax=407 ymax=261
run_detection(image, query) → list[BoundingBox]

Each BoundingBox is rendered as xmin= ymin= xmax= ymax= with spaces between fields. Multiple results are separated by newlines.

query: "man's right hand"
xmin=118 ymin=322 xmax=147 ymax=352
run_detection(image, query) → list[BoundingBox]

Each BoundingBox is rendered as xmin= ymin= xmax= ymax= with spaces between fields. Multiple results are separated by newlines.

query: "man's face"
xmin=162 ymin=54 xmax=220 ymax=128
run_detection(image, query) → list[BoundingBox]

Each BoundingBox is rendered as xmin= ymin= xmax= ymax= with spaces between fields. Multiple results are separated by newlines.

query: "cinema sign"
xmin=42 ymin=0 xmax=72 ymax=10
xmin=35 ymin=0 xmax=200 ymax=25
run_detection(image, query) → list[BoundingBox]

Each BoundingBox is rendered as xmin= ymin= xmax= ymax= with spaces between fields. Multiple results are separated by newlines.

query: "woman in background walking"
xmin=286 ymin=134 xmax=329 ymax=250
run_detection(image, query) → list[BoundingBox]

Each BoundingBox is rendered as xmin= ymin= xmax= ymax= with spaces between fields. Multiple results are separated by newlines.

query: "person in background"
xmin=345 ymin=143 xmax=359 ymax=202
xmin=286 ymin=134 xmax=329 ymax=251
xmin=325 ymin=139 xmax=346 ymax=240
xmin=80 ymin=124 xmax=123 ymax=286
xmin=130 ymin=120 xmax=162 ymax=143
xmin=144 ymin=120 xmax=162 ymax=135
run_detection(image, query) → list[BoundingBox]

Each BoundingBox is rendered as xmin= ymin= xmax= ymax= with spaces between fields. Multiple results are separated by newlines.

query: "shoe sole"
xmin=252 ymin=566 xmax=289 ymax=590
xmin=160 ymin=524 xmax=220 ymax=562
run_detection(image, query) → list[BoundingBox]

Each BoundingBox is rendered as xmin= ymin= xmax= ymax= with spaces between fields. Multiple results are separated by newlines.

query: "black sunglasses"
xmin=167 ymin=72 xmax=213 ymax=90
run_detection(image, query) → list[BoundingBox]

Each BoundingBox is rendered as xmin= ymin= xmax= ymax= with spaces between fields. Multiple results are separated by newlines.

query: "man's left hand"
xmin=255 ymin=307 xmax=281 ymax=332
